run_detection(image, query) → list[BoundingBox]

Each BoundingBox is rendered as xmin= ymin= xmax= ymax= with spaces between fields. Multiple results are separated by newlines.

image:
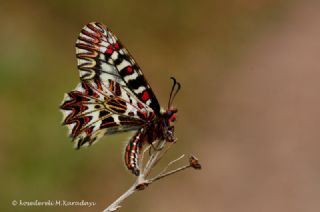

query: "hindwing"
xmin=60 ymin=78 xmax=152 ymax=148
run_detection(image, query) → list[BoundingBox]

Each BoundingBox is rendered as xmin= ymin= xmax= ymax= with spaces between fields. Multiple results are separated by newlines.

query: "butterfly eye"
xmin=166 ymin=111 xmax=172 ymax=117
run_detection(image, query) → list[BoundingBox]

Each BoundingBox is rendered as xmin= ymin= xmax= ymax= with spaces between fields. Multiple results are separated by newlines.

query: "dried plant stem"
xmin=143 ymin=140 xmax=167 ymax=177
xmin=103 ymin=184 xmax=136 ymax=212
xmin=103 ymin=139 xmax=201 ymax=212
xmin=148 ymin=163 xmax=191 ymax=183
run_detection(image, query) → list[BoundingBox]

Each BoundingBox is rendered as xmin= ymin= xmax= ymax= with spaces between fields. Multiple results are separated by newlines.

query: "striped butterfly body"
xmin=60 ymin=22 xmax=180 ymax=176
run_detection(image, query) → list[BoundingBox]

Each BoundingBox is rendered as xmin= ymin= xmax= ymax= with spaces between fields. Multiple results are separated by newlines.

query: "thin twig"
xmin=149 ymin=155 xmax=201 ymax=183
xmin=157 ymin=154 xmax=185 ymax=176
xmin=103 ymin=184 xmax=137 ymax=212
xmin=139 ymin=144 xmax=151 ymax=173
xmin=151 ymin=140 xmax=176 ymax=169
xmin=143 ymin=140 xmax=167 ymax=177
xmin=148 ymin=164 xmax=191 ymax=183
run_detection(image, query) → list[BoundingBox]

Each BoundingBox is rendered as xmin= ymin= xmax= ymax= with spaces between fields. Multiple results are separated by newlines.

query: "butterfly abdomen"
xmin=124 ymin=128 xmax=146 ymax=176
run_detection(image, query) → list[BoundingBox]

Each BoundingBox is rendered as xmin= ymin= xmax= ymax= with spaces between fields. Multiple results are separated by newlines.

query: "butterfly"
xmin=60 ymin=22 xmax=180 ymax=176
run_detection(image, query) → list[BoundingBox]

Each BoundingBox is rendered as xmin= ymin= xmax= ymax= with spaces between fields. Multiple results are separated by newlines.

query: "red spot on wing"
xmin=137 ymin=102 xmax=144 ymax=109
xmin=114 ymin=42 xmax=120 ymax=49
xmin=85 ymin=126 xmax=93 ymax=135
xmin=84 ymin=116 xmax=91 ymax=124
xmin=127 ymin=66 xmax=133 ymax=74
xmin=105 ymin=45 xmax=113 ymax=54
xmin=137 ymin=111 xmax=147 ymax=119
xmin=141 ymin=90 xmax=150 ymax=102
xmin=80 ymin=105 xmax=88 ymax=111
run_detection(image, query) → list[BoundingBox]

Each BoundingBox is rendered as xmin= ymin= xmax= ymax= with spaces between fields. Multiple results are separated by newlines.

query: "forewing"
xmin=75 ymin=22 xmax=160 ymax=114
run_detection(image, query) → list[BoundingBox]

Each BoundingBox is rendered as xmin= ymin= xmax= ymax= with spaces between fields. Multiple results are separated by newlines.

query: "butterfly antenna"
xmin=168 ymin=77 xmax=177 ymax=108
xmin=171 ymin=81 xmax=181 ymax=104
xmin=168 ymin=77 xmax=181 ymax=109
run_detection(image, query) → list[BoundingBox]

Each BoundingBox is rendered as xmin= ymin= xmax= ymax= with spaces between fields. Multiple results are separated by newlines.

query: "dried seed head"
xmin=189 ymin=155 xmax=202 ymax=170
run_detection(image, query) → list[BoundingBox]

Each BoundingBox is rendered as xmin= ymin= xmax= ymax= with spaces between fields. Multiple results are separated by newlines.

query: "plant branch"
xmin=103 ymin=139 xmax=201 ymax=212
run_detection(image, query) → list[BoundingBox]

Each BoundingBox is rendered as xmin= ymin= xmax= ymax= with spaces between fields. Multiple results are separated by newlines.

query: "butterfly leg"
xmin=149 ymin=141 xmax=164 ymax=153
xmin=166 ymin=126 xmax=176 ymax=142
xmin=124 ymin=129 xmax=145 ymax=176
xmin=147 ymin=142 xmax=160 ymax=156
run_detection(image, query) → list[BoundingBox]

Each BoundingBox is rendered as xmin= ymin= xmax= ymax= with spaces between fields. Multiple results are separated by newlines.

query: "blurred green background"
xmin=2 ymin=0 xmax=320 ymax=211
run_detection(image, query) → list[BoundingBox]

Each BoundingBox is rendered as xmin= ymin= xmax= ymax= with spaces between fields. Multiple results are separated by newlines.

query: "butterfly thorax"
xmin=145 ymin=108 xmax=177 ymax=144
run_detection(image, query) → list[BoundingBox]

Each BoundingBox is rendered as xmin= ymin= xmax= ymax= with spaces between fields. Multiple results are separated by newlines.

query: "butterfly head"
xmin=161 ymin=108 xmax=177 ymax=142
xmin=164 ymin=108 xmax=178 ymax=123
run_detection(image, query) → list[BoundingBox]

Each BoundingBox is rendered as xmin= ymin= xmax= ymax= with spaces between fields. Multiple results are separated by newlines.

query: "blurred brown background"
xmin=1 ymin=0 xmax=320 ymax=211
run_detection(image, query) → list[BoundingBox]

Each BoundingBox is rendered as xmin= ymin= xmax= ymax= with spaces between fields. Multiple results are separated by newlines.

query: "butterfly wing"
xmin=60 ymin=22 xmax=160 ymax=175
xmin=60 ymin=79 xmax=152 ymax=148
xmin=76 ymin=22 xmax=160 ymax=114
